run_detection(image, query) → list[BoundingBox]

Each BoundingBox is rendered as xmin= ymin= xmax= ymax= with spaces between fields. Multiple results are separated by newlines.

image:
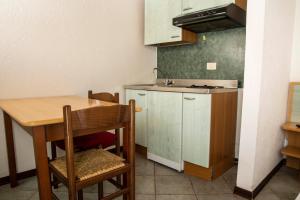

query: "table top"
xmin=282 ymin=122 xmax=300 ymax=133
xmin=0 ymin=96 xmax=136 ymax=127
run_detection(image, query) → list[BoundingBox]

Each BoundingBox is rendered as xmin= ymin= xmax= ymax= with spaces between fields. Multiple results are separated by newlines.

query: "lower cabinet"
xmin=183 ymin=92 xmax=238 ymax=180
xmin=182 ymin=93 xmax=211 ymax=168
xmin=147 ymin=91 xmax=183 ymax=171
xmin=125 ymin=90 xmax=148 ymax=147
xmin=125 ymin=89 xmax=238 ymax=179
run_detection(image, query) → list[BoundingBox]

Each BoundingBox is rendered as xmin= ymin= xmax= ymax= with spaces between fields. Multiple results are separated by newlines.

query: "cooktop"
xmin=186 ymin=85 xmax=225 ymax=89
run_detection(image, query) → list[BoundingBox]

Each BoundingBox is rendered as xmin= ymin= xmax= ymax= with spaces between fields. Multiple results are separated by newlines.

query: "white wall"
xmin=0 ymin=0 xmax=156 ymax=178
xmin=237 ymin=0 xmax=296 ymax=191
xmin=291 ymin=0 xmax=300 ymax=81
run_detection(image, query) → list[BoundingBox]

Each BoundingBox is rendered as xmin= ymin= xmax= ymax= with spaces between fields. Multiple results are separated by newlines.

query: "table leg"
xmin=32 ymin=126 xmax=52 ymax=200
xmin=3 ymin=112 xmax=18 ymax=187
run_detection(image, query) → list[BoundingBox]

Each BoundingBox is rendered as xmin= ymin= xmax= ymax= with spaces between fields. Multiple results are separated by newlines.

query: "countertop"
xmin=124 ymin=84 xmax=238 ymax=94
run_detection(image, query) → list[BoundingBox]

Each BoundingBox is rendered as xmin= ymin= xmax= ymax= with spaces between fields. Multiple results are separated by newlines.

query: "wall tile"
xmin=157 ymin=28 xmax=246 ymax=87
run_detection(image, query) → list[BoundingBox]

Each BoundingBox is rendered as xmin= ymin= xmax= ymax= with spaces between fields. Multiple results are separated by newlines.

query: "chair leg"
xmin=128 ymin=171 xmax=134 ymax=200
xmin=115 ymin=129 xmax=122 ymax=185
xmin=98 ymin=182 xmax=103 ymax=200
xmin=123 ymin=172 xmax=132 ymax=200
xmin=77 ymin=190 xmax=83 ymax=200
xmin=51 ymin=142 xmax=59 ymax=189
xmin=68 ymin=187 xmax=77 ymax=200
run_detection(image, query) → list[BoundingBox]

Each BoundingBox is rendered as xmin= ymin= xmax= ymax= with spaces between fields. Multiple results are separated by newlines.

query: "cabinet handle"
xmin=184 ymin=97 xmax=196 ymax=100
xmin=183 ymin=7 xmax=193 ymax=11
xmin=171 ymin=35 xmax=180 ymax=38
xmin=138 ymin=93 xmax=146 ymax=96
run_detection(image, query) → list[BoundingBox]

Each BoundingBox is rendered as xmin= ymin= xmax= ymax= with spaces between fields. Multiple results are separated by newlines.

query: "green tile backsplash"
xmin=157 ymin=28 xmax=246 ymax=87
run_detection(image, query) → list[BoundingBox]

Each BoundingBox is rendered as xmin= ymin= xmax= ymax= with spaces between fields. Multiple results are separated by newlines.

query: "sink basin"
xmin=129 ymin=84 xmax=186 ymax=88
xmin=130 ymin=84 xmax=158 ymax=87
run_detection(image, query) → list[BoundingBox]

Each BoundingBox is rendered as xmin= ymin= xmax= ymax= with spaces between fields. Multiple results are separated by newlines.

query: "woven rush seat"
xmin=50 ymin=149 xmax=125 ymax=181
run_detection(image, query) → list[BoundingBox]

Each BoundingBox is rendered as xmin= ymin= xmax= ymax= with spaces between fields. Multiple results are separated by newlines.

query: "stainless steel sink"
xmin=136 ymin=84 xmax=187 ymax=88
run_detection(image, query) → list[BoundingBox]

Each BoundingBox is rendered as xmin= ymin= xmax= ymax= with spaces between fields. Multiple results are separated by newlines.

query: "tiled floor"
xmin=0 ymin=153 xmax=299 ymax=200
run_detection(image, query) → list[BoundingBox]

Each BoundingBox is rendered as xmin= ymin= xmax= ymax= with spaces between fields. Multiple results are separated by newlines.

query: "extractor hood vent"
xmin=173 ymin=4 xmax=246 ymax=33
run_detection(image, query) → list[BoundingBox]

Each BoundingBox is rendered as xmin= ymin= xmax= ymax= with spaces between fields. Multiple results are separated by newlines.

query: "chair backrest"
xmin=62 ymin=100 xmax=135 ymax=189
xmin=88 ymin=90 xmax=119 ymax=103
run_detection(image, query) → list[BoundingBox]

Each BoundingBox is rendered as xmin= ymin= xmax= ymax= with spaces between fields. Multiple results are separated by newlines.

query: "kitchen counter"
xmin=124 ymin=84 xmax=237 ymax=94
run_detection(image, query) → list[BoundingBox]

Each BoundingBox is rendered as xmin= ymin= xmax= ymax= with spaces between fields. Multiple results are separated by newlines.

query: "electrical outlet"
xmin=207 ymin=63 xmax=217 ymax=70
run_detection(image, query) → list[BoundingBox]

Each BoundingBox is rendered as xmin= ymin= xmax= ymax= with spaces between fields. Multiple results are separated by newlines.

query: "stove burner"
xmin=186 ymin=85 xmax=225 ymax=89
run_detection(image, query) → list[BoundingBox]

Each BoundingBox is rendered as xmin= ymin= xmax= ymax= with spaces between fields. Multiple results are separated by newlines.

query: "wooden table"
xmin=0 ymin=96 xmax=139 ymax=200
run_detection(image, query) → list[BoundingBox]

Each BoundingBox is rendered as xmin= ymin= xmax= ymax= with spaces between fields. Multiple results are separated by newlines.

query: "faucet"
xmin=153 ymin=68 xmax=174 ymax=86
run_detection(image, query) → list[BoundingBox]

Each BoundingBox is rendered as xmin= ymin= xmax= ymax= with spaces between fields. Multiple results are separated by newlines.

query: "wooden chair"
xmin=49 ymin=100 xmax=135 ymax=200
xmin=51 ymin=91 xmax=120 ymax=155
xmin=51 ymin=91 xmax=121 ymax=188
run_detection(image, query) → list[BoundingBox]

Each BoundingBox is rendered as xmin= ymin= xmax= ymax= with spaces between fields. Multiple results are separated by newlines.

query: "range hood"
xmin=173 ymin=4 xmax=246 ymax=33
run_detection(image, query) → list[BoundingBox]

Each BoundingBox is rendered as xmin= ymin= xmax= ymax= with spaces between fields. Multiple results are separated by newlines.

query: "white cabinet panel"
xmin=125 ymin=90 xmax=148 ymax=147
xmin=182 ymin=0 xmax=234 ymax=14
xmin=145 ymin=0 xmax=182 ymax=45
xmin=147 ymin=91 xmax=183 ymax=170
xmin=182 ymin=93 xmax=211 ymax=168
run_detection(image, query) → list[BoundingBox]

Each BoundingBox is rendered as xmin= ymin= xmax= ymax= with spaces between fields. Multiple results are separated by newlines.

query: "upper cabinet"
xmin=144 ymin=0 xmax=246 ymax=46
xmin=182 ymin=0 xmax=246 ymax=14
xmin=144 ymin=0 xmax=197 ymax=46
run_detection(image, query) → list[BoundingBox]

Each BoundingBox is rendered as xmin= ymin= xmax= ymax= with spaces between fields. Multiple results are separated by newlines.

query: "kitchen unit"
xmin=144 ymin=0 xmax=197 ymax=46
xmin=125 ymin=80 xmax=238 ymax=180
xmin=144 ymin=0 xmax=247 ymax=46
xmin=182 ymin=0 xmax=247 ymax=14
xmin=126 ymin=90 xmax=148 ymax=148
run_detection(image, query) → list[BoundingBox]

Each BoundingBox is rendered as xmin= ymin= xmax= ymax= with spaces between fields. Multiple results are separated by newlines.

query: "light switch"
xmin=207 ymin=63 xmax=217 ymax=70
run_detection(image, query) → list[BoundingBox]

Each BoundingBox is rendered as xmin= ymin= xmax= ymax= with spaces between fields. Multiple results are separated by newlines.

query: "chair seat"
xmin=50 ymin=149 xmax=125 ymax=181
xmin=56 ymin=131 xmax=116 ymax=150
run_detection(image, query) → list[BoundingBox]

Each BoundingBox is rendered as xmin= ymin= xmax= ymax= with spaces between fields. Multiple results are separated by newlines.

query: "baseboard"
xmin=234 ymin=159 xmax=285 ymax=199
xmin=135 ymin=144 xmax=147 ymax=158
xmin=0 ymin=169 xmax=36 ymax=186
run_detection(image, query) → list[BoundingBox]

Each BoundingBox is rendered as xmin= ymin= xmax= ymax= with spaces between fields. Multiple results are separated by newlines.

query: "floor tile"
xmin=15 ymin=177 xmax=38 ymax=191
xmin=254 ymin=190 xmax=281 ymax=200
xmin=83 ymin=181 xmax=118 ymax=194
xmin=136 ymin=176 xmax=155 ymax=194
xmin=0 ymin=189 xmax=35 ymax=200
xmin=155 ymin=163 xmax=183 ymax=176
xmin=223 ymin=166 xmax=238 ymax=191
xmin=156 ymin=176 xmax=194 ymax=195
xmin=136 ymin=154 xmax=155 ymax=176
xmin=136 ymin=194 xmax=155 ymax=200
xmin=1 ymin=154 xmax=300 ymax=200
xmin=267 ymin=168 xmax=300 ymax=197
xmin=0 ymin=177 xmax=38 ymax=192
xmin=156 ymin=194 xmax=197 ymax=200
xmin=190 ymin=176 xmax=232 ymax=195
xmin=197 ymin=194 xmax=241 ymax=200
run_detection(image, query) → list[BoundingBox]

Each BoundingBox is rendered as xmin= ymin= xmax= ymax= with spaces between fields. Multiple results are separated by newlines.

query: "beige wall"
xmin=237 ymin=0 xmax=296 ymax=191
xmin=0 ymin=0 xmax=156 ymax=178
xmin=291 ymin=0 xmax=300 ymax=81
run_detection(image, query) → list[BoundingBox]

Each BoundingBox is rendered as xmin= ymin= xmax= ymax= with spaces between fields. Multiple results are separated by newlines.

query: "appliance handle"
xmin=138 ymin=93 xmax=146 ymax=96
xmin=183 ymin=7 xmax=193 ymax=11
xmin=184 ymin=97 xmax=196 ymax=101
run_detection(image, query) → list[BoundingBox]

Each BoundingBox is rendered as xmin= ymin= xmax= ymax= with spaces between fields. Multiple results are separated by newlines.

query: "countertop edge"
xmin=124 ymin=85 xmax=238 ymax=94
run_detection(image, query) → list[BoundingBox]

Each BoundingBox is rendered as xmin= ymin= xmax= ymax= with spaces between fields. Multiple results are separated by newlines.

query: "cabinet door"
xmin=147 ymin=91 xmax=183 ymax=169
xmin=182 ymin=93 xmax=211 ymax=168
xmin=145 ymin=0 xmax=182 ymax=45
xmin=182 ymin=0 xmax=234 ymax=14
xmin=125 ymin=90 xmax=148 ymax=147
